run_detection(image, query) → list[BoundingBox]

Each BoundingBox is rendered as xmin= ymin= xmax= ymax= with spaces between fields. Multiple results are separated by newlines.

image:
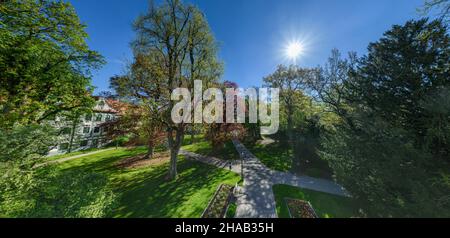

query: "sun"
xmin=285 ymin=41 xmax=304 ymax=61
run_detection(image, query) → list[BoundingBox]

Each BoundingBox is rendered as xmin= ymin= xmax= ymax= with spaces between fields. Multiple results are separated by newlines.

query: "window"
xmin=85 ymin=114 xmax=92 ymax=121
xmin=94 ymin=127 xmax=100 ymax=133
xmin=105 ymin=115 xmax=111 ymax=121
xmin=92 ymin=139 xmax=99 ymax=147
xmin=83 ymin=127 xmax=90 ymax=134
xmin=95 ymin=114 xmax=102 ymax=122
xmin=59 ymin=143 xmax=69 ymax=151
xmin=98 ymin=101 xmax=106 ymax=107
xmin=61 ymin=127 xmax=71 ymax=135
xmin=80 ymin=140 xmax=88 ymax=147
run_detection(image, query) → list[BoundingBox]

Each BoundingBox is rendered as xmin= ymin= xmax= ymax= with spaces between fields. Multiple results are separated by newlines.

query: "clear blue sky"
xmin=69 ymin=0 xmax=430 ymax=93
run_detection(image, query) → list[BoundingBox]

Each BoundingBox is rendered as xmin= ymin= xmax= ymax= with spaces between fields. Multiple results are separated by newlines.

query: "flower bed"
xmin=202 ymin=184 xmax=235 ymax=218
xmin=285 ymin=198 xmax=318 ymax=218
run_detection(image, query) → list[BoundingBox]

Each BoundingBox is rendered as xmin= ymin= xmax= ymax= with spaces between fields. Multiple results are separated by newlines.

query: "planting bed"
xmin=286 ymin=199 xmax=318 ymax=218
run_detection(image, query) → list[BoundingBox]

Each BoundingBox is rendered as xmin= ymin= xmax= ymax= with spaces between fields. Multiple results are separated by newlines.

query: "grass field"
xmin=182 ymin=138 xmax=240 ymax=161
xmin=43 ymin=147 xmax=103 ymax=162
xmin=272 ymin=184 xmax=361 ymax=218
xmin=44 ymin=147 xmax=240 ymax=218
xmin=244 ymin=140 xmax=333 ymax=179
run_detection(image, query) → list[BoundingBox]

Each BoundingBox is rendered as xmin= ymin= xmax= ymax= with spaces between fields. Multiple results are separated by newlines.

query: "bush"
xmin=0 ymin=168 xmax=117 ymax=218
xmin=0 ymin=124 xmax=56 ymax=164
xmin=0 ymin=124 xmax=117 ymax=218
xmin=321 ymin=118 xmax=450 ymax=217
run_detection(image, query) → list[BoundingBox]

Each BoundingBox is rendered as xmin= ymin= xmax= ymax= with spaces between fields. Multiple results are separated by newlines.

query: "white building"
xmin=47 ymin=97 xmax=120 ymax=156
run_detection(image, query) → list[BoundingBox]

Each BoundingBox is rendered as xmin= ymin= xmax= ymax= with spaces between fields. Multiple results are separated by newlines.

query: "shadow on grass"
xmin=112 ymin=158 xmax=240 ymax=218
xmin=44 ymin=147 xmax=240 ymax=218
xmin=244 ymin=142 xmax=293 ymax=172
xmin=245 ymin=139 xmax=333 ymax=179
xmin=182 ymin=140 xmax=240 ymax=161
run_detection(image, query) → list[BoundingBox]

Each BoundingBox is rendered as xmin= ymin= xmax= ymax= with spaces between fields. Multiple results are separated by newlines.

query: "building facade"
xmin=47 ymin=97 xmax=119 ymax=156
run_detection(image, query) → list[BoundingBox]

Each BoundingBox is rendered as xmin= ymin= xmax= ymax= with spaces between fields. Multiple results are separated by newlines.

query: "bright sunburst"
xmin=285 ymin=41 xmax=304 ymax=61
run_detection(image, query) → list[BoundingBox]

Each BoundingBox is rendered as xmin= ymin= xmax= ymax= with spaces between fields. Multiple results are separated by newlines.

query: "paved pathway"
xmin=181 ymin=141 xmax=349 ymax=218
xmin=232 ymin=140 xmax=349 ymax=218
xmin=35 ymin=148 xmax=117 ymax=168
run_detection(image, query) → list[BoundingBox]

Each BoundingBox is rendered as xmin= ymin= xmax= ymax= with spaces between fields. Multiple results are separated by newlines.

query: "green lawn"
xmin=244 ymin=140 xmax=333 ymax=179
xmin=182 ymin=134 xmax=205 ymax=146
xmin=45 ymin=147 xmax=240 ymax=218
xmin=273 ymin=184 xmax=361 ymax=218
xmin=182 ymin=138 xmax=240 ymax=161
xmin=43 ymin=147 xmax=103 ymax=162
xmin=244 ymin=142 xmax=292 ymax=172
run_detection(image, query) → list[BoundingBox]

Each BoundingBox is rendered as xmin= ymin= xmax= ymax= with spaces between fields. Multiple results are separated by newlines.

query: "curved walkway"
xmin=180 ymin=141 xmax=349 ymax=218
xmin=232 ymin=140 xmax=349 ymax=218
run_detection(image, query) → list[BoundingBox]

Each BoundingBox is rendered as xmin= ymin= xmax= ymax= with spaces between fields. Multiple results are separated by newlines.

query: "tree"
xmin=205 ymin=81 xmax=246 ymax=151
xmin=0 ymin=1 xmax=116 ymax=218
xmin=63 ymin=106 xmax=95 ymax=153
xmin=104 ymin=100 xmax=166 ymax=159
xmin=126 ymin=0 xmax=222 ymax=180
xmin=350 ymin=19 xmax=449 ymax=144
xmin=304 ymin=49 xmax=359 ymax=132
xmin=0 ymin=0 xmax=103 ymax=128
xmin=420 ymin=0 xmax=450 ymax=23
xmin=421 ymin=87 xmax=450 ymax=158
xmin=0 ymin=168 xmax=117 ymax=218
xmin=318 ymin=19 xmax=450 ymax=217
xmin=0 ymin=124 xmax=117 ymax=218
xmin=263 ymin=65 xmax=313 ymax=169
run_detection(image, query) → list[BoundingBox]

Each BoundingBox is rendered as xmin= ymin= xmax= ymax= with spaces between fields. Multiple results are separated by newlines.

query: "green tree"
xmin=126 ymin=0 xmax=222 ymax=180
xmin=0 ymin=0 xmax=103 ymax=128
xmin=350 ymin=19 xmax=449 ymax=145
xmin=263 ymin=65 xmax=314 ymax=169
xmin=0 ymin=168 xmax=117 ymax=218
xmin=318 ymin=19 xmax=450 ymax=217
xmin=420 ymin=0 xmax=450 ymax=23
xmin=0 ymin=1 xmax=115 ymax=218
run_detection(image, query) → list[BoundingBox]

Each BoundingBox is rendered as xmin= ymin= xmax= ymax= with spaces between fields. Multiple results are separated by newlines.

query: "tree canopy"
xmin=113 ymin=0 xmax=222 ymax=180
xmin=0 ymin=0 xmax=103 ymax=128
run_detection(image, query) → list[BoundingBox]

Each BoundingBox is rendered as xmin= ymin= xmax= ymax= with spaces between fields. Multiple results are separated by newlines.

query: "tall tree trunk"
xmin=190 ymin=126 xmax=195 ymax=144
xmin=169 ymin=146 xmax=178 ymax=179
xmin=68 ymin=117 xmax=79 ymax=153
xmin=145 ymin=141 xmax=154 ymax=160
xmin=168 ymin=126 xmax=184 ymax=180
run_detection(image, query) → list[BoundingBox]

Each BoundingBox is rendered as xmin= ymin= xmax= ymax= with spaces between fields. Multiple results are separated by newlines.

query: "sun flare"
xmin=285 ymin=41 xmax=304 ymax=61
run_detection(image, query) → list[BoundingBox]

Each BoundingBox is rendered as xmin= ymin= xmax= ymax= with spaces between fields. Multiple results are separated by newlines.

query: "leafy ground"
xmin=272 ymin=184 xmax=361 ymax=218
xmin=43 ymin=147 xmax=240 ymax=218
xmin=182 ymin=137 xmax=240 ymax=161
xmin=245 ymin=140 xmax=333 ymax=179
